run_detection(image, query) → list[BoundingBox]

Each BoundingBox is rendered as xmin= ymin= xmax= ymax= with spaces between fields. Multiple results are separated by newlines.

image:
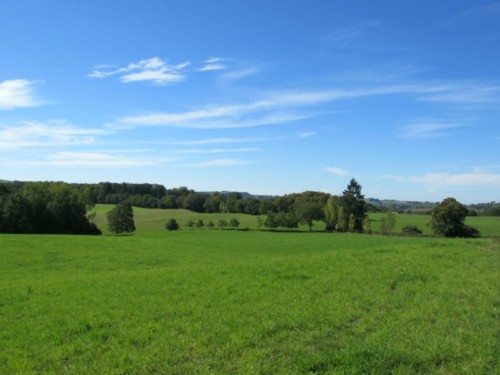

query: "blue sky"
xmin=1 ymin=0 xmax=499 ymax=203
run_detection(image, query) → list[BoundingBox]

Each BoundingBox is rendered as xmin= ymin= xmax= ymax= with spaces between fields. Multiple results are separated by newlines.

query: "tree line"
xmin=0 ymin=179 xmax=483 ymax=237
xmin=0 ymin=182 xmax=100 ymax=234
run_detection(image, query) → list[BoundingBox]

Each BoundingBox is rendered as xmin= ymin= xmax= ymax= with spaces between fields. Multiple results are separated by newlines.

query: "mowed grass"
xmin=1 ymin=227 xmax=499 ymax=374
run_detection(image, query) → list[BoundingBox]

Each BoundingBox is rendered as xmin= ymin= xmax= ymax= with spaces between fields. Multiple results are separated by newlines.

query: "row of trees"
xmin=165 ymin=218 xmax=241 ymax=231
xmin=0 ymin=182 xmax=100 ymax=234
xmin=1 ymin=179 xmax=481 ymax=238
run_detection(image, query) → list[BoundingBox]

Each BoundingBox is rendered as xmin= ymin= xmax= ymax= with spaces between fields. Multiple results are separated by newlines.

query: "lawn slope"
xmin=1 ymin=231 xmax=498 ymax=374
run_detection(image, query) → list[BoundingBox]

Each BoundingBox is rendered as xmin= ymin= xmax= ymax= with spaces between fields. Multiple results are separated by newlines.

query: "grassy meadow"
xmin=90 ymin=204 xmax=500 ymax=237
xmin=0 ymin=206 xmax=499 ymax=373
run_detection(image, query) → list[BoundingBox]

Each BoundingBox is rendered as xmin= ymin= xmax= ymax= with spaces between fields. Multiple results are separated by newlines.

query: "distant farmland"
xmin=91 ymin=204 xmax=500 ymax=237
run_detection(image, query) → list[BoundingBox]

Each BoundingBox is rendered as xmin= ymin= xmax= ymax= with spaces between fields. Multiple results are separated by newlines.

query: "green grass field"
xmin=91 ymin=204 xmax=500 ymax=237
xmin=1 ymin=207 xmax=499 ymax=373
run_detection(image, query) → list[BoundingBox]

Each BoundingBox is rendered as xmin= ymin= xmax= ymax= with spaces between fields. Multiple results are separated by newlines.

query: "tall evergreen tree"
xmin=340 ymin=178 xmax=367 ymax=232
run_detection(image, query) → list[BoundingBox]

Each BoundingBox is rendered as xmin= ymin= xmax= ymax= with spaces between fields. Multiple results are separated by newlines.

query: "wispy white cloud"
xmin=199 ymin=57 xmax=227 ymax=72
xmin=319 ymin=21 xmax=380 ymax=48
xmin=0 ymin=120 xmax=109 ymax=150
xmin=219 ymin=66 xmax=259 ymax=82
xmin=326 ymin=166 xmax=348 ymax=175
xmin=157 ymin=137 xmax=264 ymax=146
xmin=0 ymin=151 xmax=171 ymax=168
xmin=174 ymin=148 xmax=259 ymax=154
xmin=419 ymin=84 xmax=500 ymax=105
xmin=452 ymin=2 xmax=500 ymax=22
xmin=118 ymin=84 xmax=452 ymax=129
xmin=385 ymin=171 xmax=500 ymax=188
xmin=89 ymin=57 xmax=190 ymax=85
xmin=46 ymin=152 xmax=169 ymax=167
xmin=188 ymin=158 xmax=256 ymax=167
xmin=0 ymin=79 xmax=40 ymax=110
xmin=397 ymin=122 xmax=466 ymax=139
xmin=299 ymin=131 xmax=316 ymax=138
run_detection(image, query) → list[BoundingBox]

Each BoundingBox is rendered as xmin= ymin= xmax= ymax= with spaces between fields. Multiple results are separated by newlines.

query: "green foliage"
xmin=431 ymin=198 xmax=480 ymax=238
xmin=337 ymin=206 xmax=347 ymax=232
xmin=185 ymin=219 xmax=195 ymax=228
xmin=206 ymin=220 xmax=215 ymax=228
xmin=402 ymin=225 xmax=423 ymax=235
xmin=324 ymin=195 xmax=340 ymax=230
xmin=264 ymin=212 xmax=299 ymax=230
xmin=348 ymin=213 xmax=356 ymax=232
xmin=364 ymin=217 xmax=372 ymax=234
xmin=107 ymin=202 xmax=136 ymax=234
xmin=217 ymin=219 xmax=228 ymax=228
xmin=340 ymin=178 xmax=367 ymax=232
xmin=487 ymin=204 xmax=500 ymax=216
xmin=229 ymin=218 xmax=240 ymax=229
xmin=296 ymin=201 xmax=325 ymax=231
xmin=379 ymin=205 xmax=397 ymax=234
xmin=195 ymin=219 xmax=204 ymax=228
xmin=0 ymin=182 xmax=100 ymax=234
xmin=165 ymin=218 xmax=179 ymax=231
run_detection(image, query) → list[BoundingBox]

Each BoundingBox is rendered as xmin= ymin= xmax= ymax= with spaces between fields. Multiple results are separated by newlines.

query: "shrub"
xmin=402 ymin=225 xmax=422 ymax=236
xmin=165 ymin=218 xmax=179 ymax=231
xmin=229 ymin=218 xmax=240 ymax=229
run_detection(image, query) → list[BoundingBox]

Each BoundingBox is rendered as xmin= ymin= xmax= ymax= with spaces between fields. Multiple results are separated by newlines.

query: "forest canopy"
xmin=0 ymin=182 xmax=100 ymax=234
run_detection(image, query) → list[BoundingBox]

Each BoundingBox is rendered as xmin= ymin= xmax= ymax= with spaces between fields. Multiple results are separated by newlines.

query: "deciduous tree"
xmin=430 ymin=197 xmax=479 ymax=238
xmin=107 ymin=202 xmax=136 ymax=234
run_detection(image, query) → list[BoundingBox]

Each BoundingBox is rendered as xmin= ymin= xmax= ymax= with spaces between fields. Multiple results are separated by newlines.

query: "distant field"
xmin=369 ymin=212 xmax=500 ymax=237
xmin=1 ymin=228 xmax=499 ymax=373
xmin=92 ymin=204 xmax=500 ymax=237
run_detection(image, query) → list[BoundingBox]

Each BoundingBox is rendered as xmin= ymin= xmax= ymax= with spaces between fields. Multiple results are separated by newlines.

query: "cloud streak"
xmin=199 ymin=57 xmax=227 ymax=72
xmin=0 ymin=120 xmax=109 ymax=150
xmin=397 ymin=122 xmax=466 ymax=139
xmin=187 ymin=159 xmax=257 ymax=167
xmin=0 ymin=79 xmax=40 ymax=110
xmin=0 ymin=151 xmax=171 ymax=168
xmin=46 ymin=152 xmax=169 ymax=167
xmin=326 ymin=166 xmax=348 ymax=175
xmin=118 ymin=83 xmax=459 ymax=129
xmin=89 ymin=57 xmax=190 ymax=85
xmin=386 ymin=171 xmax=500 ymax=188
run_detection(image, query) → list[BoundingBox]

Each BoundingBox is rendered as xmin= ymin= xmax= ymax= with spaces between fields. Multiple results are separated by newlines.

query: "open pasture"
xmin=91 ymin=204 xmax=500 ymax=237
xmin=1 ymin=228 xmax=498 ymax=374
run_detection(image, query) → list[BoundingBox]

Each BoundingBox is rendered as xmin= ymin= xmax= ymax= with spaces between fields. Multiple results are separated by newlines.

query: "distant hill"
xmin=216 ymin=191 xmax=275 ymax=200
xmin=366 ymin=198 xmax=437 ymax=213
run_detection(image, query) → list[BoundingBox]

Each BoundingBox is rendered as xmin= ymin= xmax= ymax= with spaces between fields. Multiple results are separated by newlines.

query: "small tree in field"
xmin=218 ymin=219 xmax=228 ymax=229
xmin=165 ymin=218 xmax=179 ymax=231
xmin=229 ymin=218 xmax=240 ymax=229
xmin=379 ymin=205 xmax=397 ymax=234
xmin=296 ymin=201 xmax=324 ymax=232
xmin=430 ymin=197 xmax=479 ymax=238
xmin=107 ymin=202 xmax=135 ymax=234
